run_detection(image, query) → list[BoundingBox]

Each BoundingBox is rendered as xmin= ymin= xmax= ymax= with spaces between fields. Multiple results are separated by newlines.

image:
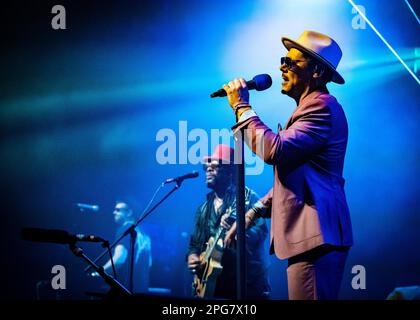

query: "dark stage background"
xmin=0 ymin=0 xmax=419 ymax=299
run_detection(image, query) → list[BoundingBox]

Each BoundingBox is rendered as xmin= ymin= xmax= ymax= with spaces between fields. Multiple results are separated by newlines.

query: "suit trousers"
xmin=286 ymin=244 xmax=349 ymax=300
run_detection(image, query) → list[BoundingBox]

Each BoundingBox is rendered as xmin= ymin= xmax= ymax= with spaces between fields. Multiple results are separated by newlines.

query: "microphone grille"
xmin=253 ymin=74 xmax=272 ymax=91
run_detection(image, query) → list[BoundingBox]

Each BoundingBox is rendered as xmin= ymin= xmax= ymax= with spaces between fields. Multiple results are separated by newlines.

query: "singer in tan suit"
xmin=223 ymin=31 xmax=353 ymax=300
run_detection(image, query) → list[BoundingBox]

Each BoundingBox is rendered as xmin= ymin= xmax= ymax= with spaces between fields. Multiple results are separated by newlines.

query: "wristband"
xmin=233 ymin=102 xmax=250 ymax=115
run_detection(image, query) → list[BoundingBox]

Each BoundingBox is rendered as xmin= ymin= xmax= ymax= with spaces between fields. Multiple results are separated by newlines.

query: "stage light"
xmin=348 ymin=0 xmax=420 ymax=85
xmin=415 ymin=48 xmax=420 ymax=74
xmin=404 ymin=0 xmax=420 ymax=25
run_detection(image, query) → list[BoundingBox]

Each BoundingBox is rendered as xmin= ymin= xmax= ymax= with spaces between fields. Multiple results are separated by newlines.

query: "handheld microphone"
xmin=163 ymin=171 xmax=199 ymax=185
xmin=21 ymin=228 xmax=106 ymax=244
xmin=75 ymin=203 xmax=100 ymax=212
xmin=210 ymin=74 xmax=272 ymax=98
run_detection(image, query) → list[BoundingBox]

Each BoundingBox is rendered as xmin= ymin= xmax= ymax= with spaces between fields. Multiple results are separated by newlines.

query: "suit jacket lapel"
xmin=284 ymin=115 xmax=294 ymax=129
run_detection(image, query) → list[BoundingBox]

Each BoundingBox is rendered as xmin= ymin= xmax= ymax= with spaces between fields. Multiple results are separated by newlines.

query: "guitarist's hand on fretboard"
xmin=223 ymin=208 xmax=258 ymax=248
xmin=220 ymin=213 xmax=233 ymax=230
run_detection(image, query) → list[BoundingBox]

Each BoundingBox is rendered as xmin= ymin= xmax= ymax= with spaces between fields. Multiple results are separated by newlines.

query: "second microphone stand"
xmin=70 ymin=242 xmax=131 ymax=297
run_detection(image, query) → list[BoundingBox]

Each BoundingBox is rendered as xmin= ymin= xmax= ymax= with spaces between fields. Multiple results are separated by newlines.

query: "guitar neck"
xmin=202 ymin=208 xmax=235 ymax=261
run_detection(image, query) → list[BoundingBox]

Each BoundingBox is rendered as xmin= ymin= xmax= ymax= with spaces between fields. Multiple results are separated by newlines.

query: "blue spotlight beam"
xmin=348 ymin=0 xmax=420 ymax=85
xmin=405 ymin=0 xmax=420 ymax=25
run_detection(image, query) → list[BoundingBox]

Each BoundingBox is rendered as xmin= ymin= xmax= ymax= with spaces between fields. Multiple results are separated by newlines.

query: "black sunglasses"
xmin=202 ymin=161 xmax=232 ymax=171
xmin=281 ymin=56 xmax=308 ymax=69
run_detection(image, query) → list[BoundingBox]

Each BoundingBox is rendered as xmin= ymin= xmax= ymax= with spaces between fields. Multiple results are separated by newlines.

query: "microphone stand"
xmin=69 ymin=242 xmax=131 ymax=297
xmin=234 ymin=129 xmax=246 ymax=300
xmin=84 ymin=182 xmax=183 ymax=293
xmin=128 ymin=227 xmax=136 ymax=293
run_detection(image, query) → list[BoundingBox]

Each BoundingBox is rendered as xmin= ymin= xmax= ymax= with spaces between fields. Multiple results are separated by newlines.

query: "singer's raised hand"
xmin=222 ymin=78 xmax=250 ymax=114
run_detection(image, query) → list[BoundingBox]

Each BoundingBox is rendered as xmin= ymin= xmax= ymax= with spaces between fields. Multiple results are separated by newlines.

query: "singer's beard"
xmin=281 ymin=81 xmax=302 ymax=100
xmin=281 ymin=79 xmax=290 ymax=95
xmin=281 ymin=78 xmax=293 ymax=95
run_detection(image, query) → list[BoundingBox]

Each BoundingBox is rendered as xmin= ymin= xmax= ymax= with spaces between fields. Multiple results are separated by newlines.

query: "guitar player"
xmin=187 ymin=144 xmax=271 ymax=299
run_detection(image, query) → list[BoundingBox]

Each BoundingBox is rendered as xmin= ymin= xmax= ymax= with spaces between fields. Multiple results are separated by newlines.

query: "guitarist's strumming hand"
xmin=187 ymin=253 xmax=202 ymax=274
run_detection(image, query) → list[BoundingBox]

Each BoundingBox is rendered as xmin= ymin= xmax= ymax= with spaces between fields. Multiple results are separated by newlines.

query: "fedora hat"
xmin=203 ymin=144 xmax=234 ymax=164
xmin=281 ymin=30 xmax=345 ymax=84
